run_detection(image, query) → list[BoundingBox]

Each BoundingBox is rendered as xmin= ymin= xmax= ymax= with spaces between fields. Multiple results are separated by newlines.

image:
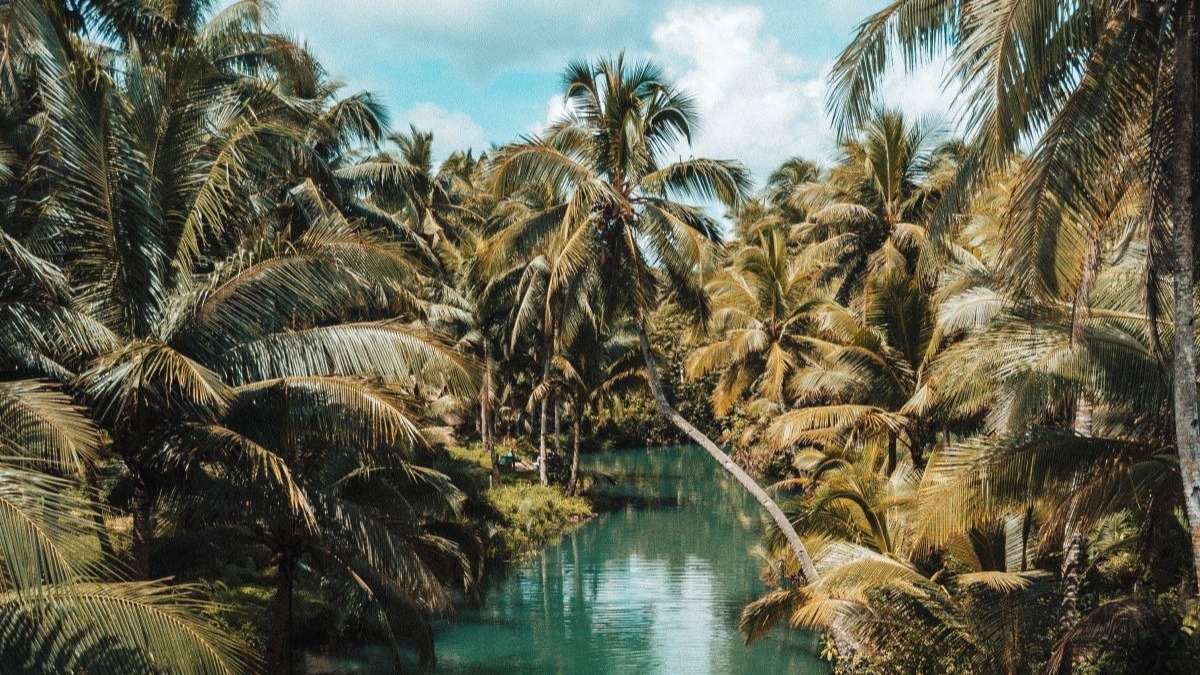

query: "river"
xmin=319 ymin=445 xmax=828 ymax=674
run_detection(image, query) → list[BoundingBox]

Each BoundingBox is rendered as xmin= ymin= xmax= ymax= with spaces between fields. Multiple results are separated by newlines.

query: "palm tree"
xmin=549 ymin=319 xmax=645 ymax=495
xmin=7 ymin=0 xmax=477 ymax=618
xmin=0 ymin=380 xmax=253 ymax=674
xmin=178 ymin=374 xmax=477 ymax=673
xmin=827 ymin=0 xmax=1200 ymax=584
xmin=790 ymin=109 xmax=947 ymax=304
xmin=741 ymin=450 xmax=1052 ymax=675
xmin=686 ymin=226 xmax=830 ymax=416
xmin=485 ymin=54 xmax=819 ymax=580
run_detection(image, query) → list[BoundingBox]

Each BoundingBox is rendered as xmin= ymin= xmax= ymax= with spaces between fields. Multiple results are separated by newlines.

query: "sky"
xmin=267 ymin=1 xmax=952 ymax=185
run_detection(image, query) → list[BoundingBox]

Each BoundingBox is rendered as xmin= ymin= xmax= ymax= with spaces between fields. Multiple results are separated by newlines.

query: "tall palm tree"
xmin=485 ymin=54 xmax=819 ymax=580
xmin=828 ymin=0 xmax=1200 ymax=584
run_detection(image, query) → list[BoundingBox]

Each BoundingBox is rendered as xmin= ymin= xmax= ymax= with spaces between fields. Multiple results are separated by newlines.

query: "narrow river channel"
xmin=324 ymin=446 xmax=828 ymax=674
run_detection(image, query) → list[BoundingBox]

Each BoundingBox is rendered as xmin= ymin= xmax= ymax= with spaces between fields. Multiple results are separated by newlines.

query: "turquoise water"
xmin=319 ymin=446 xmax=827 ymax=674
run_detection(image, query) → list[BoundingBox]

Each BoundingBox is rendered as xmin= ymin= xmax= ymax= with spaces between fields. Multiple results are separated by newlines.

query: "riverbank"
xmin=313 ymin=446 xmax=828 ymax=674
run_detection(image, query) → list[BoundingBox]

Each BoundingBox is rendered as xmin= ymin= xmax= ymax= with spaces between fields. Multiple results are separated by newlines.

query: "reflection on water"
xmin=326 ymin=446 xmax=827 ymax=675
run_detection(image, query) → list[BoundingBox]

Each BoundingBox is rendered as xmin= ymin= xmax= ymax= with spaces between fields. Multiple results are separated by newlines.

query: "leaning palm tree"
xmin=484 ymin=54 xmax=818 ymax=580
xmin=827 ymin=0 xmax=1200 ymax=583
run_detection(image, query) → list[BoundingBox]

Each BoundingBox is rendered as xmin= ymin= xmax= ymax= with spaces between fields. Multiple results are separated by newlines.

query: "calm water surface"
xmin=326 ymin=446 xmax=827 ymax=674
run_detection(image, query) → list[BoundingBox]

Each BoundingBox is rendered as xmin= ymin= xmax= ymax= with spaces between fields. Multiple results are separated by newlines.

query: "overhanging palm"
xmin=486 ymin=54 xmax=819 ymax=581
xmin=828 ymin=0 xmax=1200 ymax=583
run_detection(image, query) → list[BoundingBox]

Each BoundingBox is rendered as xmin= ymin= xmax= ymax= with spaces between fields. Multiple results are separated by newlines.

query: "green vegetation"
xmin=5 ymin=1 xmax=1200 ymax=674
xmin=486 ymin=483 xmax=593 ymax=558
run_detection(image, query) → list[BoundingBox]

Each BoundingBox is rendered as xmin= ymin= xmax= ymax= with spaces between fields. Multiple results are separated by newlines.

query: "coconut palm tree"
xmin=828 ymin=0 xmax=1200 ymax=584
xmin=176 ymin=373 xmax=478 ymax=673
xmin=484 ymin=54 xmax=818 ymax=580
xmin=546 ymin=318 xmax=645 ymax=495
xmin=686 ymin=226 xmax=831 ymax=416
xmin=0 ymin=379 xmax=253 ymax=674
xmin=764 ymin=269 xmax=940 ymax=473
xmin=790 ymin=109 xmax=947 ymax=304
xmin=741 ymin=451 xmax=1053 ymax=675
xmin=6 ymin=0 xmax=476 ymax=601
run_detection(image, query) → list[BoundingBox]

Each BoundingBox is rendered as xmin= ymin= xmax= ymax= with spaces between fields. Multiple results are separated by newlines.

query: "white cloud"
xmin=530 ymin=94 xmax=570 ymax=136
xmin=879 ymin=58 xmax=957 ymax=132
xmin=399 ymin=103 xmax=488 ymax=158
xmin=646 ymin=5 xmax=959 ymax=185
xmin=649 ymin=6 xmax=833 ymax=183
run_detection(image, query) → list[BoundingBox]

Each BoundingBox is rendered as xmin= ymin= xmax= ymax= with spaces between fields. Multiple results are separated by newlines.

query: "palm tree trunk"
xmin=636 ymin=321 xmax=819 ymax=583
xmin=130 ymin=472 xmax=154 ymax=579
xmin=1059 ymin=235 xmax=1098 ymax=628
xmin=267 ymin=552 xmax=296 ymax=675
xmin=483 ymin=340 xmax=498 ymax=484
xmin=568 ymin=407 xmax=582 ymax=497
xmin=886 ymin=433 xmax=897 ymax=476
xmin=554 ymin=400 xmax=562 ymax=454
xmin=539 ymin=356 xmax=550 ymax=487
xmin=1059 ymin=530 xmax=1084 ymax=633
xmin=1172 ymin=0 xmax=1200 ymax=591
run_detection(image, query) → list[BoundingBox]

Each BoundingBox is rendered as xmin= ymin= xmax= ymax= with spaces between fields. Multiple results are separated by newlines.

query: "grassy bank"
xmin=487 ymin=482 xmax=592 ymax=558
xmin=450 ymin=442 xmax=594 ymax=560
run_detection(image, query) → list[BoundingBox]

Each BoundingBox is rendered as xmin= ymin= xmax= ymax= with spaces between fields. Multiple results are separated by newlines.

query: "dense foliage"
xmin=5 ymin=1 xmax=1200 ymax=674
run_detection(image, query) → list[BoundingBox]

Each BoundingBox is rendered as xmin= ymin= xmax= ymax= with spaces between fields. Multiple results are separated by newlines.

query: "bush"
xmin=486 ymin=483 xmax=591 ymax=558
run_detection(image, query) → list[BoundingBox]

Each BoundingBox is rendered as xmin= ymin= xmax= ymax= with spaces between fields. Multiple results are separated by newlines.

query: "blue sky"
xmin=269 ymin=1 xmax=949 ymax=183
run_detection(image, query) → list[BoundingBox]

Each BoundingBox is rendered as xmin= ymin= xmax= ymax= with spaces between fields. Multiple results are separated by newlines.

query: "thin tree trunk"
xmin=1173 ymin=0 xmax=1200 ymax=591
xmin=554 ymin=400 xmax=562 ymax=454
xmin=539 ymin=356 xmax=550 ymax=487
xmin=483 ymin=340 xmax=498 ymax=484
xmin=1059 ymin=531 xmax=1084 ymax=633
xmin=267 ymin=552 xmax=295 ymax=675
xmin=1055 ymin=231 xmax=1100 ymax=630
xmin=568 ymin=408 xmax=582 ymax=497
xmin=130 ymin=472 xmax=154 ymax=579
xmin=636 ymin=322 xmax=819 ymax=583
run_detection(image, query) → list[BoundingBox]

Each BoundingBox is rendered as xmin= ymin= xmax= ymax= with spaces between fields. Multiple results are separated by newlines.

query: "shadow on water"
xmin=315 ymin=446 xmax=829 ymax=675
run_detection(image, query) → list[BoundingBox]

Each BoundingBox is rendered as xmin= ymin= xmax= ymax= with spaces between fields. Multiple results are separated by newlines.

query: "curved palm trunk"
xmin=1172 ymin=0 xmax=1200 ymax=591
xmin=636 ymin=322 xmax=819 ymax=583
